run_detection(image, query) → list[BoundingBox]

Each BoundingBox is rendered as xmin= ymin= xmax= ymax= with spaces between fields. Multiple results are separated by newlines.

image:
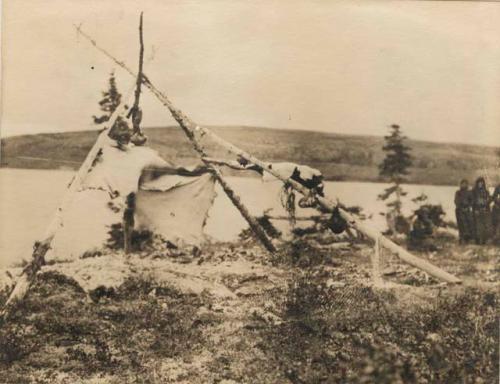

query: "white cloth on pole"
xmin=262 ymin=162 xmax=322 ymax=183
xmin=45 ymin=140 xmax=215 ymax=262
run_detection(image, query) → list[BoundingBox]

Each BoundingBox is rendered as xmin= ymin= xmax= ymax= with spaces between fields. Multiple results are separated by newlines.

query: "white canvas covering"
xmin=262 ymin=162 xmax=322 ymax=183
xmin=136 ymin=173 xmax=216 ymax=246
xmin=45 ymin=139 xmax=216 ymax=262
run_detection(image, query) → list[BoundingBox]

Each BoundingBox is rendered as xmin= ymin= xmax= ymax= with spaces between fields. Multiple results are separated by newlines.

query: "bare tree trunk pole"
xmin=73 ymin=26 xmax=460 ymax=284
xmin=1 ymin=130 xmax=107 ymax=320
xmin=128 ymin=12 xmax=145 ymax=135
xmin=143 ymin=99 xmax=277 ymax=252
xmin=194 ymin=122 xmax=461 ymax=284
xmin=160 ymin=104 xmax=276 ymax=253
xmin=167 ymin=112 xmax=276 ymax=252
xmin=133 ymin=13 xmax=144 ymax=115
xmin=212 ymin=168 xmax=276 ymax=252
xmin=0 ymin=88 xmax=134 ymax=320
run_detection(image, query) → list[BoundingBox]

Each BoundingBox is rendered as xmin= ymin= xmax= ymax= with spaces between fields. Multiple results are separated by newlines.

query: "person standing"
xmin=471 ymin=177 xmax=492 ymax=245
xmin=491 ymin=184 xmax=500 ymax=243
xmin=454 ymin=179 xmax=474 ymax=244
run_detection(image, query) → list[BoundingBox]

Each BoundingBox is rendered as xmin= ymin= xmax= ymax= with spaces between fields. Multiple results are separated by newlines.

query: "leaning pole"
xmin=167 ymin=107 xmax=277 ymax=253
xmin=0 ymin=102 xmax=130 ymax=320
xmin=140 ymin=19 xmax=275 ymax=252
xmin=74 ymin=25 xmax=461 ymax=284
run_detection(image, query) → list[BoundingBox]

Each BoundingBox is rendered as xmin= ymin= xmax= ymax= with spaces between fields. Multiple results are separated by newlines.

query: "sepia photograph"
xmin=0 ymin=0 xmax=499 ymax=383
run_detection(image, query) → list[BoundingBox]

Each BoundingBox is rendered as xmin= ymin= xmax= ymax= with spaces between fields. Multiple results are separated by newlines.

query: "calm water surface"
xmin=0 ymin=169 xmax=456 ymax=268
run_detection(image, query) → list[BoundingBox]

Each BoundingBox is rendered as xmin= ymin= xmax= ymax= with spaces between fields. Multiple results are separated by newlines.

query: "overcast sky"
xmin=1 ymin=0 xmax=499 ymax=146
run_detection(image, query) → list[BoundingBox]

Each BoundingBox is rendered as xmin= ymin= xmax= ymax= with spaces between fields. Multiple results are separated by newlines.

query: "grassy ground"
xmin=0 ymin=235 xmax=498 ymax=383
xmin=2 ymin=126 xmax=499 ymax=185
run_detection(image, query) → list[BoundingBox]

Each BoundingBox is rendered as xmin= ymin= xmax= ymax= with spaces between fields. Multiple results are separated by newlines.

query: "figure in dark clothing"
xmin=454 ymin=179 xmax=474 ymax=244
xmin=471 ymin=177 xmax=491 ymax=245
xmin=492 ymin=184 xmax=500 ymax=243
xmin=408 ymin=208 xmax=436 ymax=251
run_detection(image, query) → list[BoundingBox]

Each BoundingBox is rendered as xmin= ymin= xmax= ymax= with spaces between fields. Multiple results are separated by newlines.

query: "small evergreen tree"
xmin=93 ymin=72 xmax=131 ymax=145
xmin=93 ymin=72 xmax=122 ymax=125
xmin=378 ymin=124 xmax=413 ymax=233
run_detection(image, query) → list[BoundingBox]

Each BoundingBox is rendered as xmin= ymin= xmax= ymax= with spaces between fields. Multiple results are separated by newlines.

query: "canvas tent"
xmin=0 ymin=18 xmax=463 ymax=320
xmin=46 ymin=136 xmax=216 ymax=263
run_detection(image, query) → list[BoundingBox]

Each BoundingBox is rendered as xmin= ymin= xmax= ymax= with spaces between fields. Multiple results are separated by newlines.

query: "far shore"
xmin=0 ymin=164 xmax=446 ymax=187
xmin=2 ymin=126 xmax=499 ymax=187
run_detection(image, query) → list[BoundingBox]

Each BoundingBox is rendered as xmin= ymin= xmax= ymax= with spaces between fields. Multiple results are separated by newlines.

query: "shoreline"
xmin=0 ymin=165 xmax=467 ymax=187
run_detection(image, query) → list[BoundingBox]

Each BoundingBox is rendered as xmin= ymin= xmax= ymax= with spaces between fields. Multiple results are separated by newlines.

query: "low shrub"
xmin=260 ymin=278 xmax=499 ymax=383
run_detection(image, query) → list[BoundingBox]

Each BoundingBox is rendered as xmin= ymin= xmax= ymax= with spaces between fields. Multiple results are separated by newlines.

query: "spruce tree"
xmin=93 ymin=72 xmax=131 ymax=145
xmin=93 ymin=72 xmax=122 ymax=125
xmin=378 ymin=124 xmax=413 ymax=233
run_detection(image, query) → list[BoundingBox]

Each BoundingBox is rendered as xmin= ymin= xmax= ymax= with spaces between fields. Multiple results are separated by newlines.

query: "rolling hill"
xmin=1 ymin=126 xmax=499 ymax=186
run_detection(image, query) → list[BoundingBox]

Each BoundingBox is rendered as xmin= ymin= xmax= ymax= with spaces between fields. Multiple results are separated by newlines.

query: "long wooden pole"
xmin=170 ymin=111 xmax=276 ymax=253
xmin=0 ymin=99 xmax=130 ymax=320
xmin=73 ymin=26 xmax=460 ymax=284
xmin=193 ymin=123 xmax=461 ymax=284
xmin=214 ymin=169 xmax=277 ymax=252
xmin=164 ymin=109 xmax=276 ymax=253
xmin=128 ymin=12 xmax=145 ymax=135
xmin=192 ymin=126 xmax=461 ymax=283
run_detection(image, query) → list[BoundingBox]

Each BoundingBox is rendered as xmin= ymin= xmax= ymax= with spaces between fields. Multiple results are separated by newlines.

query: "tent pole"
xmin=149 ymin=98 xmax=461 ymax=283
xmin=1 ymin=130 xmax=107 ymax=320
xmin=165 ymin=111 xmax=276 ymax=253
xmin=145 ymin=82 xmax=460 ymax=283
xmin=211 ymin=167 xmax=277 ymax=253
xmin=74 ymin=26 xmax=460 ymax=284
xmin=169 ymin=113 xmax=459 ymax=283
xmin=0 ymin=97 xmax=132 ymax=320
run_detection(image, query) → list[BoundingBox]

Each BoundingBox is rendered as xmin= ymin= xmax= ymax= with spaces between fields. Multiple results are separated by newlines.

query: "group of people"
xmin=455 ymin=177 xmax=500 ymax=245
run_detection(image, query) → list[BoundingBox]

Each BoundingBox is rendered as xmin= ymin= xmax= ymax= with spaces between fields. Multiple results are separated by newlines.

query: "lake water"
xmin=0 ymin=168 xmax=456 ymax=268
